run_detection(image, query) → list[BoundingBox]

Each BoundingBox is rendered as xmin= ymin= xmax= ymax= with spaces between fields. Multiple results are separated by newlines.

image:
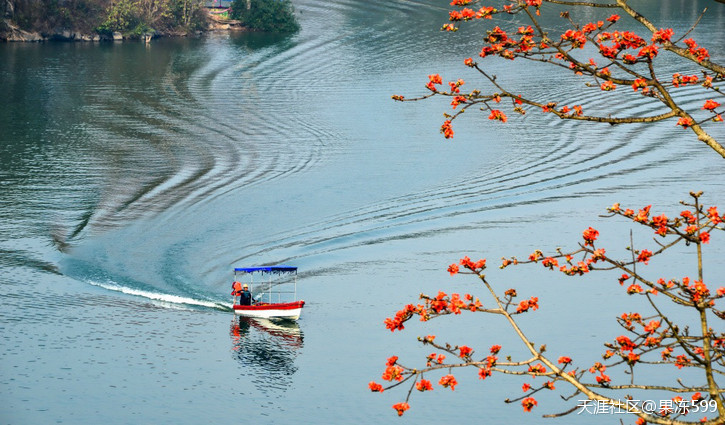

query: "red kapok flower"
xmin=636 ymin=249 xmax=653 ymax=265
xmin=582 ymin=227 xmax=599 ymax=246
xmin=459 ymin=345 xmax=473 ymax=358
xmin=522 ymin=397 xmax=538 ymax=412
xmin=439 ymin=374 xmax=458 ymax=390
xmin=677 ymin=117 xmax=694 ymax=128
xmin=596 ymin=373 xmax=611 ymax=384
xmin=478 ymin=367 xmax=492 ymax=380
xmin=382 ymin=365 xmax=405 ymax=381
xmin=652 ymin=28 xmax=674 ymax=44
xmin=489 ymin=109 xmax=508 ymax=122
xmin=441 ymin=120 xmax=454 ymax=139
xmin=703 ymin=100 xmax=721 ymax=111
xmin=632 ymin=78 xmax=648 ymax=91
xmin=600 ymin=81 xmax=616 ymax=91
xmin=627 ymin=283 xmax=644 ymax=294
xmin=558 ymin=356 xmax=572 ymax=364
xmin=416 ymin=379 xmax=433 ymax=392
xmin=369 ymin=381 xmax=384 ymax=392
xmin=392 ymin=402 xmax=410 ymax=416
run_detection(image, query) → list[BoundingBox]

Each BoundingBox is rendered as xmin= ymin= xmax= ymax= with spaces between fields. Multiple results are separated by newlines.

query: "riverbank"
xmin=0 ymin=8 xmax=246 ymax=42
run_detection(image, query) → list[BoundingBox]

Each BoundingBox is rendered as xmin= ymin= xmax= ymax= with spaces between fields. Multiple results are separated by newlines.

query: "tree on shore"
xmin=392 ymin=0 xmax=724 ymax=158
xmin=229 ymin=0 xmax=299 ymax=33
xmin=3 ymin=0 xmax=207 ymax=38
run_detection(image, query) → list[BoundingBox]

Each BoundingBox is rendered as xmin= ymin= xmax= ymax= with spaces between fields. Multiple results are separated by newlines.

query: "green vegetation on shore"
xmin=1 ymin=0 xmax=299 ymax=40
xmin=1 ymin=0 xmax=207 ymax=39
xmin=229 ymin=0 xmax=298 ymax=33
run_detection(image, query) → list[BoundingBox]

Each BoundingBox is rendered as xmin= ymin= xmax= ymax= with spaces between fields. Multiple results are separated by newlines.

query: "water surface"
xmin=1 ymin=1 xmax=724 ymax=423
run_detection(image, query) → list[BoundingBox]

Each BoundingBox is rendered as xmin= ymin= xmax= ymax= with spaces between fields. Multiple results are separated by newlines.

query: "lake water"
xmin=1 ymin=1 xmax=724 ymax=424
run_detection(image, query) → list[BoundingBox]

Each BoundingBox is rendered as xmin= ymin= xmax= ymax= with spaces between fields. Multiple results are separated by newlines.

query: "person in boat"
xmin=239 ymin=283 xmax=252 ymax=306
xmin=231 ymin=281 xmax=244 ymax=304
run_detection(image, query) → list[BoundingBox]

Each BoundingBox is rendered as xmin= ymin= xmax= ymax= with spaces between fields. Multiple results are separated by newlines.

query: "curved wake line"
xmin=87 ymin=280 xmax=231 ymax=311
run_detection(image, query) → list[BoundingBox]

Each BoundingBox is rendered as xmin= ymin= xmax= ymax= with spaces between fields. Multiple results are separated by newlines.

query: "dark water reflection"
xmin=230 ymin=317 xmax=303 ymax=393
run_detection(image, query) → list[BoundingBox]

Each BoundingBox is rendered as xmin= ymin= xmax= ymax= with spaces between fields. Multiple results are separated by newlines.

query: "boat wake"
xmin=87 ymin=280 xmax=231 ymax=311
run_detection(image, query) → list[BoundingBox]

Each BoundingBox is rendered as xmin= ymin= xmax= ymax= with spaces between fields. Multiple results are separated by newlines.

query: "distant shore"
xmin=1 ymin=8 xmax=247 ymax=43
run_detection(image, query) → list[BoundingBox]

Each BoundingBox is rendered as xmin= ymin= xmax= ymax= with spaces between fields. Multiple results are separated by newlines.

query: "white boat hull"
xmin=233 ymin=301 xmax=305 ymax=320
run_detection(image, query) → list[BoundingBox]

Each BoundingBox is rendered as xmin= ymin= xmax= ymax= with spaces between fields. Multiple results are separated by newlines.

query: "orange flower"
xmin=428 ymin=74 xmax=442 ymax=85
xmin=700 ymin=232 xmax=710 ymax=244
xmin=439 ymin=374 xmax=458 ymax=390
xmin=447 ymin=263 xmax=459 ymax=275
xmin=440 ymin=120 xmax=454 ymax=139
xmin=595 ymin=373 xmax=611 ymax=384
xmin=450 ymin=96 xmax=467 ymax=109
xmin=382 ymin=365 xmax=405 ymax=381
xmin=644 ymin=320 xmax=660 ymax=334
xmin=616 ymin=335 xmax=637 ymax=351
xmin=582 ymin=227 xmax=599 ymax=246
xmin=681 ymin=210 xmax=696 ymax=224
xmin=459 ymin=345 xmax=473 ymax=358
xmin=478 ymin=367 xmax=492 ymax=380
xmin=638 ymin=44 xmax=659 ymax=59
xmin=600 ymin=81 xmax=616 ymax=91
xmin=632 ymin=78 xmax=648 ymax=91
xmin=606 ymin=14 xmax=620 ymax=22
xmin=707 ymin=206 xmax=722 ymax=224
xmin=652 ymin=28 xmax=674 ymax=44
xmin=528 ymin=363 xmax=546 ymax=375
xmin=627 ymin=283 xmax=643 ymax=294
xmin=589 ymin=362 xmax=606 ymax=373
xmin=522 ymin=397 xmax=538 ymax=412
xmin=392 ymin=402 xmax=410 ymax=416
xmin=488 ymin=109 xmax=508 ymax=122
xmin=368 ymin=381 xmax=384 ymax=392
xmin=703 ymin=99 xmax=721 ymax=111
xmin=636 ymin=249 xmax=653 ymax=265
xmin=558 ymin=356 xmax=572 ymax=364
xmin=541 ymin=257 xmax=558 ymax=269
xmin=416 ymin=379 xmax=433 ymax=392
xmin=522 ymin=383 xmax=532 ymax=392
xmin=675 ymin=354 xmax=691 ymax=369
xmin=490 ymin=345 xmax=502 ymax=354
xmin=634 ymin=205 xmax=651 ymax=223
xmin=677 ymin=117 xmax=694 ymax=128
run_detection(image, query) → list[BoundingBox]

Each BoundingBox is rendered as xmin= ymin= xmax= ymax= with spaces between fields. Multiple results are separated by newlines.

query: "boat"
xmin=232 ymin=266 xmax=305 ymax=320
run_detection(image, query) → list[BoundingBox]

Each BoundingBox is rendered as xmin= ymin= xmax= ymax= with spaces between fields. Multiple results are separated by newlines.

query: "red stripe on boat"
xmin=233 ymin=301 xmax=305 ymax=310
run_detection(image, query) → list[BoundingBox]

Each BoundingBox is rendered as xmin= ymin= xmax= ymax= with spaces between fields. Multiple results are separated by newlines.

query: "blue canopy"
xmin=234 ymin=265 xmax=297 ymax=274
